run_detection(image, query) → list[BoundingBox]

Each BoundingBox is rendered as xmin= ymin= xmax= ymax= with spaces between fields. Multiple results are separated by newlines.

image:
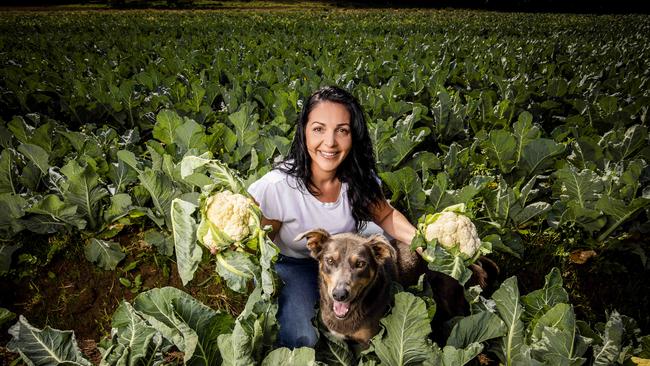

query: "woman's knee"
xmin=278 ymin=320 xmax=318 ymax=348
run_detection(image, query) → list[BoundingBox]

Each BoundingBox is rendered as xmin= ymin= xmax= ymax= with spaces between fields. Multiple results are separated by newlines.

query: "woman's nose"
xmin=324 ymin=131 xmax=337 ymax=147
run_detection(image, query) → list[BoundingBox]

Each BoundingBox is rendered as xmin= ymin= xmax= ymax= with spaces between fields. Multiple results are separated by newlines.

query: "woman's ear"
xmin=366 ymin=234 xmax=396 ymax=264
xmin=295 ymin=228 xmax=331 ymax=259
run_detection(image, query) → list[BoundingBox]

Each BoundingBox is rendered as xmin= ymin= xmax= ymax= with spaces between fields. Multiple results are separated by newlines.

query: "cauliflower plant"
xmin=414 ymin=204 xmax=490 ymax=285
xmin=201 ymin=190 xmax=257 ymax=253
xmin=424 ymin=210 xmax=481 ymax=257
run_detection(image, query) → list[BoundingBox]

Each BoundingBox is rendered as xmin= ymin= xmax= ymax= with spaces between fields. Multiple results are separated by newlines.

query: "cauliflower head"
xmin=202 ymin=190 xmax=255 ymax=248
xmin=424 ymin=211 xmax=481 ymax=257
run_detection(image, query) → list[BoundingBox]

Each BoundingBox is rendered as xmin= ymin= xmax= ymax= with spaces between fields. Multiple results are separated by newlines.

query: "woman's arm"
xmin=251 ymin=197 xmax=282 ymax=240
xmin=372 ymin=200 xmax=417 ymax=245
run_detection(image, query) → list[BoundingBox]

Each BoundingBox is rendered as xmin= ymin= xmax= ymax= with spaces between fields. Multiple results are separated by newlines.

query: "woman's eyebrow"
xmin=309 ymin=121 xmax=350 ymax=127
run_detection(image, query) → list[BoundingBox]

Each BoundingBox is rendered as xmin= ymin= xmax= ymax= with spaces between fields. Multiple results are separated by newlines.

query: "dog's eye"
xmin=355 ymin=260 xmax=366 ymax=269
xmin=326 ymin=257 xmax=335 ymax=266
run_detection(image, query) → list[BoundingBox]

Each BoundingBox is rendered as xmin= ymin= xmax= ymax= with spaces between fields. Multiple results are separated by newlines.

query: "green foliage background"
xmin=0 ymin=8 xmax=649 ymax=365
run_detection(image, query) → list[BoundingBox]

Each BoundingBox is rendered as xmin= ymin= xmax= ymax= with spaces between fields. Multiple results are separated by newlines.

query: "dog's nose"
xmin=332 ymin=287 xmax=349 ymax=301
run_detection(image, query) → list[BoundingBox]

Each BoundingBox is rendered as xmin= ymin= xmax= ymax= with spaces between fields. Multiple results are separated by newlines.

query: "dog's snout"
xmin=332 ymin=286 xmax=349 ymax=301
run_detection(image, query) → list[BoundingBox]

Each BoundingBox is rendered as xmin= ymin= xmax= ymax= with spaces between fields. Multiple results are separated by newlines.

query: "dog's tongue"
xmin=333 ymin=301 xmax=350 ymax=318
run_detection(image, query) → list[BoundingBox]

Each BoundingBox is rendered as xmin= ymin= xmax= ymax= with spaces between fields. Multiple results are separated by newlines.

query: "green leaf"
xmin=84 ymin=238 xmax=125 ymax=270
xmin=372 ymin=292 xmax=435 ymax=365
xmin=61 ymin=160 xmax=109 ymax=230
xmin=132 ymin=287 xmax=201 ymax=364
xmin=103 ymin=302 xmax=160 ymax=366
xmin=228 ymin=102 xmax=260 ymax=154
xmin=174 ymin=119 xmax=207 ymax=157
xmin=207 ymin=124 xmax=238 ymax=158
xmin=596 ymin=196 xmax=650 ymax=242
xmin=605 ymin=125 xmax=648 ymax=162
xmin=385 ymin=107 xmax=430 ymax=169
xmin=18 ymin=143 xmax=50 ymax=176
xmin=7 ymin=315 xmax=92 ymax=366
xmin=316 ymin=331 xmax=356 ymax=366
xmin=405 ymin=151 xmax=441 ymax=177
xmin=530 ymin=303 xmax=586 ymax=365
xmin=0 ymin=149 xmax=16 ymax=194
xmin=117 ymin=150 xmax=140 ymax=173
xmin=522 ymin=268 xmax=569 ymax=322
xmin=60 ymin=131 xmax=86 ymax=153
xmin=179 ymin=154 xmax=246 ymax=194
xmin=103 ymin=193 xmax=132 ymax=223
xmin=454 ymin=175 xmax=494 ymax=206
xmin=0 ymin=307 xmax=16 ymax=327
xmin=30 ymin=122 xmax=53 ymax=154
xmin=567 ymin=138 xmax=604 ymax=171
xmin=215 ymin=251 xmax=257 ymax=293
xmin=261 ymin=347 xmax=317 ymax=366
xmin=555 ymin=167 xmax=603 ymax=209
xmin=24 ymin=194 xmax=86 ymax=233
xmin=107 ymin=159 xmax=137 ymax=195
xmin=484 ymin=180 xmax=515 ymax=227
xmin=218 ymin=287 xmax=277 ymax=366
xmin=218 ymin=328 xmax=256 ymax=366
xmin=511 ymin=202 xmax=551 ymax=226
xmin=512 ymin=111 xmax=538 ymax=165
xmin=258 ymin=234 xmax=279 ymax=299
xmin=8 ymin=116 xmax=33 ymax=144
xmin=139 ymin=169 xmax=180 ymax=229
xmin=432 ymin=90 xmax=465 ymax=141
xmin=446 ymin=311 xmax=507 ymax=349
xmin=171 ymin=198 xmax=201 ymax=286
xmin=143 ymin=229 xmax=174 ymax=256
xmin=493 ymin=276 xmax=534 ymax=366
xmin=592 ymin=311 xmax=624 ymax=366
xmin=0 ymin=242 xmax=22 ymax=274
xmin=379 ymin=167 xmax=427 ymax=219
xmin=153 ymin=109 xmax=183 ymax=146
xmin=0 ymin=193 xmax=27 ymax=236
xmin=481 ymin=129 xmax=516 ymax=174
xmin=423 ymin=245 xmax=474 ymax=285
xmin=521 ymin=138 xmax=565 ymax=176
xmin=439 ymin=343 xmax=484 ymax=366
xmin=547 ymin=78 xmax=568 ymax=98
xmin=174 ymin=296 xmax=235 ymax=366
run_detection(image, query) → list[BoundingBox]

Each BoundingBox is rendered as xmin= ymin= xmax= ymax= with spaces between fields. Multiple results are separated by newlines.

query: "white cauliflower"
xmin=424 ymin=210 xmax=481 ymax=257
xmin=202 ymin=190 xmax=255 ymax=250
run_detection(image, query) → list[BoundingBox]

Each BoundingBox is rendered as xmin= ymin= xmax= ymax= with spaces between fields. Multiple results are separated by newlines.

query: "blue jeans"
xmin=274 ymin=254 xmax=320 ymax=349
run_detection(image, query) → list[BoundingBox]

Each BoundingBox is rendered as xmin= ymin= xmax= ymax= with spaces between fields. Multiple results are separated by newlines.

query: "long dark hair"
xmin=278 ymin=86 xmax=385 ymax=232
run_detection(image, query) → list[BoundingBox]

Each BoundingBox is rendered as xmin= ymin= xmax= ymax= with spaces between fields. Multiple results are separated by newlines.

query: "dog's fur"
xmin=296 ymin=229 xmax=498 ymax=347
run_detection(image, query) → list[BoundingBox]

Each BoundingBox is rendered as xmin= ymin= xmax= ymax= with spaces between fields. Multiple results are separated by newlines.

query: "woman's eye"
xmin=313 ymin=127 xmax=323 ymax=133
xmin=337 ymin=128 xmax=350 ymax=135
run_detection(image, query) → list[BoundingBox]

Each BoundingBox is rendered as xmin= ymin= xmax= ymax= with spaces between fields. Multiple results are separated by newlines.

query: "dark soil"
xmin=0 ymin=230 xmax=247 ymax=365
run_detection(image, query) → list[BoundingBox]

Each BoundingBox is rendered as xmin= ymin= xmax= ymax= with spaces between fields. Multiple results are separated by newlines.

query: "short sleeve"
xmin=247 ymin=173 xmax=284 ymax=221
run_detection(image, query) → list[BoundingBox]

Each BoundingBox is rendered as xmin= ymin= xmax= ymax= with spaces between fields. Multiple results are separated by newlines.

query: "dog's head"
xmin=295 ymin=229 xmax=396 ymax=319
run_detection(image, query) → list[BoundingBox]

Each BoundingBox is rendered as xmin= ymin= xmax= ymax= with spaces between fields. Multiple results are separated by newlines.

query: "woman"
xmin=248 ymin=86 xmax=417 ymax=349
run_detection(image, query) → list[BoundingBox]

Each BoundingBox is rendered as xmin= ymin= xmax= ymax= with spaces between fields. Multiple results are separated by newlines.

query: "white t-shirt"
xmin=248 ymin=169 xmax=357 ymax=258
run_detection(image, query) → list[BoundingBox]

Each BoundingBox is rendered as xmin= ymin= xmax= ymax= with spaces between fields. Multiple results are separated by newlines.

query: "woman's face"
xmin=305 ymin=101 xmax=353 ymax=177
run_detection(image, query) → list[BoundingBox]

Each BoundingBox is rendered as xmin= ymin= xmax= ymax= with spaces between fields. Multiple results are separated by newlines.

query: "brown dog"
xmin=296 ymin=228 xmax=479 ymax=347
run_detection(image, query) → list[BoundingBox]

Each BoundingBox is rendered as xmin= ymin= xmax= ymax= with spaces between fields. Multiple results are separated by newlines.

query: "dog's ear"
xmin=366 ymin=234 xmax=396 ymax=264
xmin=295 ymin=228 xmax=331 ymax=259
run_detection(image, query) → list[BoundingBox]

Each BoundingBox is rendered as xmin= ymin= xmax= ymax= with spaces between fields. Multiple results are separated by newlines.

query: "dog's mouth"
xmin=333 ymin=300 xmax=350 ymax=318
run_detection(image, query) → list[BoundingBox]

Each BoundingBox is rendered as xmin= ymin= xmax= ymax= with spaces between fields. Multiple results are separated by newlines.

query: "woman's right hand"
xmin=261 ymin=217 xmax=282 ymax=240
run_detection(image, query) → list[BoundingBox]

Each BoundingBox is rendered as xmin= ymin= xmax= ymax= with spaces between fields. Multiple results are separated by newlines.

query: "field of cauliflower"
xmin=0 ymin=9 xmax=649 ymax=365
